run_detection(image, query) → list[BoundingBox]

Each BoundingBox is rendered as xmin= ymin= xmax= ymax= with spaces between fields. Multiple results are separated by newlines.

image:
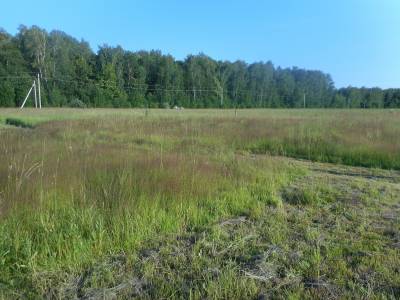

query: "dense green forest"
xmin=1 ymin=25 xmax=399 ymax=108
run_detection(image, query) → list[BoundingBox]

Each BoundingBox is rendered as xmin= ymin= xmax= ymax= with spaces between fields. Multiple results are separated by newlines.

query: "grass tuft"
xmin=5 ymin=118 xmax=34 ymax=129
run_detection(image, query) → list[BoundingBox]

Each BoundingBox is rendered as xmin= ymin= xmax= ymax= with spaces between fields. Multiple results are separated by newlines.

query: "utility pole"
xmin=20 ymin=81 xmax=36 ymax=109
xmin=220 ymin=88 xmax=224 ymax=107
xmin=303 ymin=93 xmax=306 ymax=108
xmin=33 ymin=81 xmax=38 ymax=108
xmin=37 ymin=73 xmax=42 ymax=109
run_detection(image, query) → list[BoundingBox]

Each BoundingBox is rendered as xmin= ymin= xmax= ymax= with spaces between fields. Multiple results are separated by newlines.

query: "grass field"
xmin=0 ymin=108 xmax=399 ymax=299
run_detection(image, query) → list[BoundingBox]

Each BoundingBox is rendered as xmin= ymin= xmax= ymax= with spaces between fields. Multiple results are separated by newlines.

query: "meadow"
xmin=0 ymin=108 xmax=399 ymax=299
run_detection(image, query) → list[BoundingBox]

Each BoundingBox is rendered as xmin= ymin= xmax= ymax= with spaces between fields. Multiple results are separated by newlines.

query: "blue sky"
xmin=2 ymin=0 xmax=399 ymax=88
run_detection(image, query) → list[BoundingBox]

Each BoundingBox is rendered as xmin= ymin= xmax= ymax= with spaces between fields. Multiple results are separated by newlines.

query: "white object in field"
xmin=20 ymin=81 xmax=36 ymax=109
xmin=38 ymin=73 xmax=42 ymax=109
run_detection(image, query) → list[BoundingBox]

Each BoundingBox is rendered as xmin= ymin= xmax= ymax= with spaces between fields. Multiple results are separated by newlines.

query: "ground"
xmin=0 ymin=109 xmax=399 ymax=299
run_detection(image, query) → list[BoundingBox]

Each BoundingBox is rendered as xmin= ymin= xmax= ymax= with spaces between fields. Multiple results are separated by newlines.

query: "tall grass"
xmin=0 ymin=115 xmax=297 ymax=297
xmin=0 ymin=108 xmax=399 ymax=298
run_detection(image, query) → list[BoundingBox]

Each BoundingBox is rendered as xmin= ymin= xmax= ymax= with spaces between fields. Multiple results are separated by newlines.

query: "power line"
xmin=0 ymin=74 xmax=283 ymax=102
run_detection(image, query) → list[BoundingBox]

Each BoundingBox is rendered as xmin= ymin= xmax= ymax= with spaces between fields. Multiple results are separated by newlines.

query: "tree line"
xmin=0 ymin=25 xmax=399 ymax=108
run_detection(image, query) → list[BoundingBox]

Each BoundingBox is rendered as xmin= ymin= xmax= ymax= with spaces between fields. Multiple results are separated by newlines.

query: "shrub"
xmin=5 ymin=118 xmax=34 ymax=128
xmin=67 ymin=99 xmax=87 ymax=108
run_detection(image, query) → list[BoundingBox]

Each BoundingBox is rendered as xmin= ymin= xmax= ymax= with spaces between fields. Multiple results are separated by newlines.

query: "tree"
xmin=0 ymin=80 xmax=15 ymax=106
xmin=17 ymin=25 xmax=47 ymax=78
xmin=1 ymin=24 xmax=399 ymax=109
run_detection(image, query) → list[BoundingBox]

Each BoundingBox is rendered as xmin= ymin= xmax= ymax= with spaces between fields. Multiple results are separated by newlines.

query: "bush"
xmin=67 ymin=99 xmax=87 ymax=108
xmin=5 ymin=118 xmax=34 ymax=128
xmin=112 ymin=97 xmax=131 ymax=108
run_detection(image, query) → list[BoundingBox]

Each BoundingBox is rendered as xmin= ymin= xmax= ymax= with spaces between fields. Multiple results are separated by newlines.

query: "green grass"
xmin=5 ymin=118 xmax=34 ymax=128
xmin=248 ymin=138 xmax=400 ymax=170
xmin=0 ymin=108 xmax=399 ymax=299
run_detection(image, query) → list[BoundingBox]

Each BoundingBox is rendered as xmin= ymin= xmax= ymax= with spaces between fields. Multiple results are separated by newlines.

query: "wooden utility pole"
xmin=303 ymin=93 xmax=306 ymax=108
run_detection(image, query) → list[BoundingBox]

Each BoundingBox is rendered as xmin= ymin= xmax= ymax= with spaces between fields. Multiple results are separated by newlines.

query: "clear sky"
xmin=1 ymin=0 xmax=399 ymax=88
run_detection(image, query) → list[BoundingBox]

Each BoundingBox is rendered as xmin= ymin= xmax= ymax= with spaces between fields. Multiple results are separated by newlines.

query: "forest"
xmin=1 ymin=25 xmax=399 ymax=108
